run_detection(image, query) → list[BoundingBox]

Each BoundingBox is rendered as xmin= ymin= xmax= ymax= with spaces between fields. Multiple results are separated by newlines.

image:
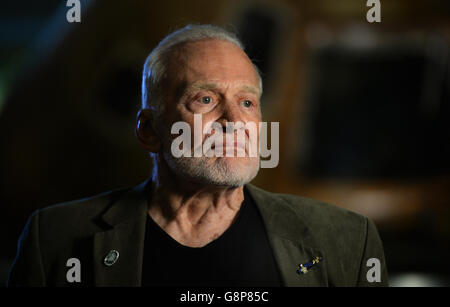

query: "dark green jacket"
xmin=7 ymin=181 xmax=388 ymax=286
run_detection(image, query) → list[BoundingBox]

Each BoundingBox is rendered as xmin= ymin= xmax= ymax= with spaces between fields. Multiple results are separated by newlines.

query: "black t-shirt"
xmin=141 ymin=188 xmax=283 ymax=286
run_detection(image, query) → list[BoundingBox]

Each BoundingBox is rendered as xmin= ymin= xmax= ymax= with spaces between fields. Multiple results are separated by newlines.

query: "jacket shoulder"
xmin=247 ymin=184 xmax=368 ymax=231
xmin=41 ymin=187 xmax=124 ymax=213
xmin=37 ymin=186 xmax=132 ymax=236
xmin=274 ymin=191 xmax=370 ymax=252
xmin=276 ymin=192 xmax=368 ymax=230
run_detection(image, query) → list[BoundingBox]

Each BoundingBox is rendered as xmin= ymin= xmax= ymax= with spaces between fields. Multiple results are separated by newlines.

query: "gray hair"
xmin=141 ymin=24 xmax=263 ymax=114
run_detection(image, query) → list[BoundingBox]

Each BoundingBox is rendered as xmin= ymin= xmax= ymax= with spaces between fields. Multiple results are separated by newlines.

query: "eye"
xmin=201 ymin=96 xmax=212 ymax=104
xmin=242 ymin=100 xmax=252 ymax=108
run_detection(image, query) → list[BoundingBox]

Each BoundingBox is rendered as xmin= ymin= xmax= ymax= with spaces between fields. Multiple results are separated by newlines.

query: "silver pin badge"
xmin=103 ymin=250 xmax=119 ymax=266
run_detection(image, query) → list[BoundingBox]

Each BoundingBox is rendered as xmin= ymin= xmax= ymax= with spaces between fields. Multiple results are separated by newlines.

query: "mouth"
xmin=211 ymin=141 xmax=246 ymax=151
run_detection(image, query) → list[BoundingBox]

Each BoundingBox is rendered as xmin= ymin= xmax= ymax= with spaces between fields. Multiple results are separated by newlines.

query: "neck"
xmin=146 ymin=156 xmax=245 ymax=246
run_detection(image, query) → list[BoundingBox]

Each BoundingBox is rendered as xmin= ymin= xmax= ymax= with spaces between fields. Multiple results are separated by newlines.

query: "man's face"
xmin=159 ymin=39 xmax=262 ymax=187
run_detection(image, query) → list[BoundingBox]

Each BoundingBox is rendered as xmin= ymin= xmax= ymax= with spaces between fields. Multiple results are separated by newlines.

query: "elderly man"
xmin=8 ymin=24 xmax=388 ymax=287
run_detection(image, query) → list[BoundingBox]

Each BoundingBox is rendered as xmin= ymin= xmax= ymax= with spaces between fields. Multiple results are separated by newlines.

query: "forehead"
xmin=169 ymin=39 xmax=260 ymax=90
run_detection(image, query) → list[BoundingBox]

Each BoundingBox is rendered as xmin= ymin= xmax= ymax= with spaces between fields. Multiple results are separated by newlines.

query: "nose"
xmin=216 ymin=102 xmax=243 ymax=127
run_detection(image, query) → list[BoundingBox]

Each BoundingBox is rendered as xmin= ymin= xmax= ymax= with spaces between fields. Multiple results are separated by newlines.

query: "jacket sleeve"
xmin=7 ymin=210 xmax=46 ymax=287
xmin=356 ymin=217 xmax=389 ymax=286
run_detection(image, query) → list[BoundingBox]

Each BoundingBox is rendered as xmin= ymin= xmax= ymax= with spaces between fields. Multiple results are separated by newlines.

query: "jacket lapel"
xmin=246 ymin=184 xmax=328 ymax=287
xmin=92 ymin=180 xmax=150 ymax=286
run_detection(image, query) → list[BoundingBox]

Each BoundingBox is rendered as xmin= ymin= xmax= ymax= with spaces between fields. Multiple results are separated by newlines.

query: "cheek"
xmin=166 ymin=106 xmax=195 ymax=132
xmin=183 ymin=112 xmax=221 ymax=137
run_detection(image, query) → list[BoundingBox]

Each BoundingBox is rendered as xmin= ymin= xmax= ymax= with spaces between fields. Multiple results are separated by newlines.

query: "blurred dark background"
xmin=1 ymin=0 xmax=449 ymax=286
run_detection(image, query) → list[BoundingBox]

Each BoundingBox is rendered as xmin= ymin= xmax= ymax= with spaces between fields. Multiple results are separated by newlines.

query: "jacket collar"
xmin=101 ymin=180 xmax=150 ymax=227
xmin=92 ymin=180 xmax=327 ymax=286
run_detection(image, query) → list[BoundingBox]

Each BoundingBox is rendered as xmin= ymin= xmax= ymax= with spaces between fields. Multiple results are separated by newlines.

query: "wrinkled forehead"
xmin=165 ymin=39 xmax=260 ymax=90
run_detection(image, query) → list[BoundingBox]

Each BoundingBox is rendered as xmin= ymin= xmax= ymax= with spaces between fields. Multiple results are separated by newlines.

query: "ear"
xmin=135 ymin=109 xmax=162 ymax=153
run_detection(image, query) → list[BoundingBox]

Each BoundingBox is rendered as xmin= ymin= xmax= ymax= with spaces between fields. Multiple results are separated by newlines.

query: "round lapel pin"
xmin=103 ymin=250 xmax=119 ymax=266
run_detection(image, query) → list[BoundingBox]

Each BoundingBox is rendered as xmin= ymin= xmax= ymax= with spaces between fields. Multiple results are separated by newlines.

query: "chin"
xmin=207 ymin=157 xmax=260 ymax=186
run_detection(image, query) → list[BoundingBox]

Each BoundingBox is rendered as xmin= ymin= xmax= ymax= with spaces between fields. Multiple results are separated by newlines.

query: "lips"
xmin=211 ymin=140 xmax=246 ymax=150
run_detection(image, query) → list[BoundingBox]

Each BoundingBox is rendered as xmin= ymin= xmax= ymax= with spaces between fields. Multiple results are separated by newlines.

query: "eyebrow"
xmin=184 ymin=82 xmax=261 ymax=97
xmin=239 ymin=84 xmax=261 ymax=97
xmin=187 ymin=82 xmax=219 ymax=93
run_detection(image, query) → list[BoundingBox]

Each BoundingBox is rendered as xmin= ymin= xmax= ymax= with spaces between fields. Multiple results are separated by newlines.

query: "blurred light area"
xmin=30 ymin=0 xmax=93 ymax=60
xmin=0 ymin=52 xmax=25 ymax=116
xmin=0 ymin=1 xmax=60 ymax=117
xmin=0 ymin=1 xmax=93 ymax=117
xmin=390 ymin=273 xmax=450 ymax=287
xmin=339 ymin=24 xmax=378 ymax=49
xmin=305 ymin=22 xmax=440 ymax=51
xmin=305 ymin=22 xmax=383 ymax=50
xmin=305 ymin=23 xmax=333 ymax=49
xmin=0 ymin=18 xmax=47 ymax=46
xmin=342 ymin=189 xmax=417 ymax=222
